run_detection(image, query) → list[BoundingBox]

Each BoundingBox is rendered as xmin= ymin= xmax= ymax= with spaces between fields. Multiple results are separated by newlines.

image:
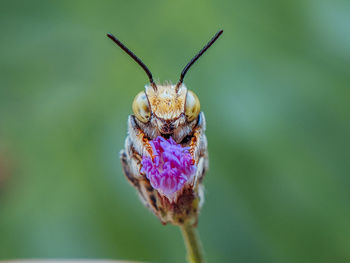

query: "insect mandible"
xmin=107 ymin=30 xmax=223 ymax=225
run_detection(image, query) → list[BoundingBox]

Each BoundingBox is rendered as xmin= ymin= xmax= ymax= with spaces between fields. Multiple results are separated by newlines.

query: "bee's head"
xmin=132 ymin=83 xmax=200 ymax=135
xmin=107 ymin=30 xmax=222 ymax=139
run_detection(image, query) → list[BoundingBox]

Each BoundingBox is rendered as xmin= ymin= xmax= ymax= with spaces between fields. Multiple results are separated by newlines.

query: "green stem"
xmin=180 ymin=223 xmax=205 ymax=263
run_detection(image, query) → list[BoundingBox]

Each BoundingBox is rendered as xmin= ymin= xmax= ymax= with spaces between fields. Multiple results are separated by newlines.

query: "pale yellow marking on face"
xmin=145 ymin=84 xmax=187 ymax=120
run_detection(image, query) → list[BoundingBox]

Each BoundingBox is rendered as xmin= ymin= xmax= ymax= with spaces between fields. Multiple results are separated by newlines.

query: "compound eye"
xmin=132 ymin=91 xmax=151 ymax=123
xmin=185 ymin=90 xmax=200 ymax=122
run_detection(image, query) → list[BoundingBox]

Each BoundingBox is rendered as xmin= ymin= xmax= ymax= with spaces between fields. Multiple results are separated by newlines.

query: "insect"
xmin=107 ymin=30 xmax=223 ymax=225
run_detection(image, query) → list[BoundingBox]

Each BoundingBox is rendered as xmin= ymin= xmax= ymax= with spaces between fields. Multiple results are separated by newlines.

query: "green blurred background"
xmin=1 ymin=0 xmax=350 ymax=262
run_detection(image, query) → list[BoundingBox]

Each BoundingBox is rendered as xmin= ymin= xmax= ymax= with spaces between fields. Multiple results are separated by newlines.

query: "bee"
xmin=107 ymin=30 xmax=223 ymax=225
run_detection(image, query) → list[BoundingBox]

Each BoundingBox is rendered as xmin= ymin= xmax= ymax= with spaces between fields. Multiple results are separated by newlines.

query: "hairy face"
xmin=131 ymin=83 xmax=201 ymax=143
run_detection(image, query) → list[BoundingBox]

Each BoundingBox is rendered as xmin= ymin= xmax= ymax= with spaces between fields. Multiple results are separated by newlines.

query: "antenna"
xmin=176 ymin=30 xmax=223 ymax=91
xmin=107 ymin=33 xmax=157 ymax=89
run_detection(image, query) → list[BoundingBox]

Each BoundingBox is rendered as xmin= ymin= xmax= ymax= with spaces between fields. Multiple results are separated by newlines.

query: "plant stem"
xmin=180 ymin=223 xmax=205 ymax=263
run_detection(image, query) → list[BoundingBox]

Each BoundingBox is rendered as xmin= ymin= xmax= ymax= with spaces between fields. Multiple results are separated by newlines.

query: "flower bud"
xmin=140 ymin=136 xmax=203 ymax=226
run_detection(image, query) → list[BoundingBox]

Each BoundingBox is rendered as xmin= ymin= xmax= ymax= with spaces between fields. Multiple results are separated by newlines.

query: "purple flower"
xmin=140 ymin=136 xmax=196 ymax=200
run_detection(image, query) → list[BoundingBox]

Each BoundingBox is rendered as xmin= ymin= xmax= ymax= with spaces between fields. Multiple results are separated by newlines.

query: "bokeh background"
xmin=1 ymin=0 xmax=350 ymax=262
